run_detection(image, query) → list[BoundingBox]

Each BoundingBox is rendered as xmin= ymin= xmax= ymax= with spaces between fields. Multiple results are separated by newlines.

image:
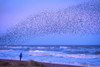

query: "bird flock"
xmin=0 ymin=0 xmax=100 ymax=45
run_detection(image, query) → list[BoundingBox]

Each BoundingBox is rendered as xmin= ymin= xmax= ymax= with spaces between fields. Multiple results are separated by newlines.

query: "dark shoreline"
xmin=0 ymin=59 xmax=82 ymax=67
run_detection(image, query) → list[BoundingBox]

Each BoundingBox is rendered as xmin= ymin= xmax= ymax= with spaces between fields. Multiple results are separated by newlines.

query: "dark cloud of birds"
xmin=0 ymin=0 xmax=100 ymax=45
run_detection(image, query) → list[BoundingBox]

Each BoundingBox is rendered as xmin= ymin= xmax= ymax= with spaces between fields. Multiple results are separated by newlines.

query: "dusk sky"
xmin=0 ymin=0 xmax=87 ymax=34
xmin=0 ymin=0 xmax=100 ymax=45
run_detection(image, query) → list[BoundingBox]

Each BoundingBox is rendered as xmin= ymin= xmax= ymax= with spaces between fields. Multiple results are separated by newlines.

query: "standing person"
xmin=19 ymin=52 xmax=22 ymax=61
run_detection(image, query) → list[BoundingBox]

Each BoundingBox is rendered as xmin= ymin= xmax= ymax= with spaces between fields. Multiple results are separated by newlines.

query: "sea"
xmin=0 ymin=45 xmax=100 ymax=67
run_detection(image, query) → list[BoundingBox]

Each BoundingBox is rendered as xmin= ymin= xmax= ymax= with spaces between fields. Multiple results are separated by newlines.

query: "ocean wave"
xmin=60 ymin=46 xmax=70 ymax=49
xmin=37 ymin=47 xmax=47 ymax=49
xmin=64 ymin=54 xmax=100 ymax=58
xmin=0 ymin=50 xmax=13 ymax=52
xmin=29 ymin=50 xmax=46 ymax=53
xmin=29 ymin=50 xmax=100 ymax=58
xmin=79 ymin=63 xmax=100 ymax=67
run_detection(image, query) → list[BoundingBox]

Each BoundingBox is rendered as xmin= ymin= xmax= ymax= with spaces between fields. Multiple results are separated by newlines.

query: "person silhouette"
xmin=19 ymin=52 xmax=22 ymax=61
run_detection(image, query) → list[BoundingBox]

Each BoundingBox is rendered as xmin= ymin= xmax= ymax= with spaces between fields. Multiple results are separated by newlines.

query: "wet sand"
xmin=0 ymin=59 xmax=82 ymax=67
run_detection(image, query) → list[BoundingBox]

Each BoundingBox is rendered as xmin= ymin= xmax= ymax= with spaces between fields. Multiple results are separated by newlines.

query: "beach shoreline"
xmin=0 ymin=59 xmax=82 ymax=67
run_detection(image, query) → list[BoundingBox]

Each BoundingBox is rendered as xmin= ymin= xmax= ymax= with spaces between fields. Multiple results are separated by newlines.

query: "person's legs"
xmin=20 ymin=57 xmax=22 ymax=61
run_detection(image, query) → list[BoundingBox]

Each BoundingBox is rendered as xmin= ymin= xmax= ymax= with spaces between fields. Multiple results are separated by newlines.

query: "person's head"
xmin=20 ymin=52 xmax=22 ymax=54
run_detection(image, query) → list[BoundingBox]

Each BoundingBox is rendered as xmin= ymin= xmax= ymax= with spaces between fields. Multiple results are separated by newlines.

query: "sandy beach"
xmin=0 ymin=59 xmax=81 ymax=67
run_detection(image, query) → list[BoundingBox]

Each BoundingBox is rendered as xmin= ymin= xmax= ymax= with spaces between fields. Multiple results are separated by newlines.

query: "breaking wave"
xmin=29 ymin=50 xmax=100 ymax=58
